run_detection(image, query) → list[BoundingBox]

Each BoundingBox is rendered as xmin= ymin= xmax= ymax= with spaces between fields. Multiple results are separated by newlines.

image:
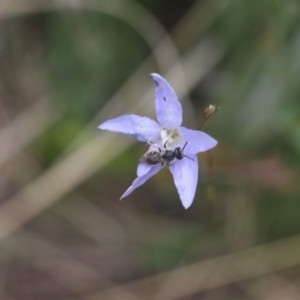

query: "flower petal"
xmin=151 ymin=73 xmax=183 ymax=129
xmin=120 ymin=164 xmax=162 ymax=200
xmin=169 ymin=154 xmax=198 ymax=209
xmin=179 ymin=127 xmax=217 ymax=154
xmin=98 ymin=114 xmax=161 ymax=142
xmin=137 ymin=161 xmax=152 ymax=177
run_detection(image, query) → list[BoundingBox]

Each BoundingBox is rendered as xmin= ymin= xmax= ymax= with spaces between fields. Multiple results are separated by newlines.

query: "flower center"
xmin=160 ymin=128 xmax=181 ymax=148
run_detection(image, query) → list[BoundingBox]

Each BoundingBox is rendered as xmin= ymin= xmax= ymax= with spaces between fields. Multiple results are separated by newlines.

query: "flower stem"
xmin=199 ymin=105 xmax=219 ymax=201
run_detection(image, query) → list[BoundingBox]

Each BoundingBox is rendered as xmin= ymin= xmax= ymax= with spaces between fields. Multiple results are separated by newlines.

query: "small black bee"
xmin=141 ymin=141 xmax=194 ymax=166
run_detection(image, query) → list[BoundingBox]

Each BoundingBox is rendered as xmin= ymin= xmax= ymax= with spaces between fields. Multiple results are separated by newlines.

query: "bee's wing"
xmin=139 ymin=154 xmax=147 ymax=163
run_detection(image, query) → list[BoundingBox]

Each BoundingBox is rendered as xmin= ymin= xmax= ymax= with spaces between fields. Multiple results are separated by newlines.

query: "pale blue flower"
xmin=98 ymin=73 xmax=217 ymax=208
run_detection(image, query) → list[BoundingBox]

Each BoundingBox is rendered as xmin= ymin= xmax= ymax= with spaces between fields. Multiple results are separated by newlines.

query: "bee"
xmin=140 ymin=141 xmax=194 ymax=166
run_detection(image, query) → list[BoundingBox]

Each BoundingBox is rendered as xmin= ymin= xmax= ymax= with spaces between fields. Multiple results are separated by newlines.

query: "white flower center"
xmin=160 ymin=128 xmax=181 ymax=148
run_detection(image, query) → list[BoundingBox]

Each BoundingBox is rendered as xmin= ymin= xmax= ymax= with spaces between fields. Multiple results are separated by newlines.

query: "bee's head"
xmin=174 ymin=147 xmax=184 ymax=160
xmin=174 ymin=142 xmax=194 ymax=161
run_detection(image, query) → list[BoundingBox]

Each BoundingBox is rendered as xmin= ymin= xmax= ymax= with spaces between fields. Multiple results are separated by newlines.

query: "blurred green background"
xmin=1 ymin=0 xmax=300 ymax=299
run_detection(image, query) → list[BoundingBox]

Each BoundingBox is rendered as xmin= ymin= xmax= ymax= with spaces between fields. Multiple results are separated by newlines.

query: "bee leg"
xmin=147 ymin=141 xmax=162 ymax=152
xmin=163 ymin=138 xmax=171 ymax=149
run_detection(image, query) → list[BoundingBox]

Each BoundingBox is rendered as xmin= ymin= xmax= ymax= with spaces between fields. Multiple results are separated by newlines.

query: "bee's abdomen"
xmin=145 ymin=151 xmax=162 ymax=165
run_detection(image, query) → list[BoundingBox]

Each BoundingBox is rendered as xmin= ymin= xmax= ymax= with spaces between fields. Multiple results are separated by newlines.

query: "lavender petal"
xmin=169 ymin=155 xmax=198 ymax=209
xmin=120 ymin=164 xmax=162 ymax=200
xmin=151 ymin=73 xmax=183 ymax=129
xmin=98 ymin=114 xmax=161 ymax=142
xmin=180 ymin=127 xmax=217 ymax=154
